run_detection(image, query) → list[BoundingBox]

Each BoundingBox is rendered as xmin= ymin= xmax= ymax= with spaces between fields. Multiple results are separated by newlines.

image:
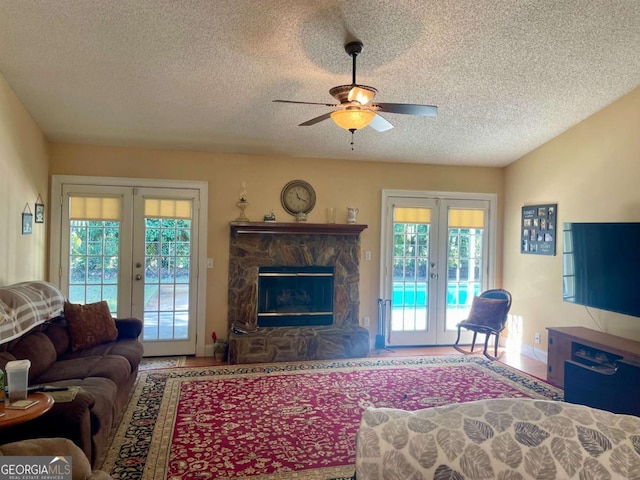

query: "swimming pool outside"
xmin=392 ymin=282 xmax=480 ymax=308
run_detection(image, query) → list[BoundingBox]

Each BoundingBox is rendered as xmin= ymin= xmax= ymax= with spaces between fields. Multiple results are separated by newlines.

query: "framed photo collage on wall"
xmin=521 ymin=204 xmax=557 ymax=256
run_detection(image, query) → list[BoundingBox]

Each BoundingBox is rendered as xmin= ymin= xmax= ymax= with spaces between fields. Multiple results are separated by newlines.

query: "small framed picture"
xmin=22 ymin=212 xmax=33 ymax=235
xmin=35 ymin=203 xmax=45 ymax=223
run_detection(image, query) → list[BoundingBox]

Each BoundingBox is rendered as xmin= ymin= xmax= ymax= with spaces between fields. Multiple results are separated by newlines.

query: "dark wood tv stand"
xmin=547 ymin=327 xmax=640 ymax=416
xmin=547 ymin=327 xmax=640 ymax=388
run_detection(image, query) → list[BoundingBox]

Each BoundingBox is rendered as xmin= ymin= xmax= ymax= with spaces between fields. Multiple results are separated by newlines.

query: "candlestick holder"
xmin=235 ymin=200 xmax=249 ymax=221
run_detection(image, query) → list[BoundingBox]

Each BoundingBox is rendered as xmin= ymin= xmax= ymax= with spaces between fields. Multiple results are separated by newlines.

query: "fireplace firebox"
xmin=257 ymin=266 xmax=334 ymax=327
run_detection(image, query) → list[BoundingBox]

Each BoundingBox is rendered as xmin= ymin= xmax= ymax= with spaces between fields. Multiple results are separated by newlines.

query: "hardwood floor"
xmin=184 ymin=346 xmax=548 ymax=380
xmin=369 ymin=346 xmax=547 ymax=379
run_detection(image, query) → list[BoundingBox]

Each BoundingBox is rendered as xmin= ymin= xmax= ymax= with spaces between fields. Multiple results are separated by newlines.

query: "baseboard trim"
xmin=519 ymin=343 xmax=548 ymax=365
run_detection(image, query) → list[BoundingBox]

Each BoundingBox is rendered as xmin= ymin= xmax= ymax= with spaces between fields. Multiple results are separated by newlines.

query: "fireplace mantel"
xmin=230 ymin=221 xmax=368 ymax=236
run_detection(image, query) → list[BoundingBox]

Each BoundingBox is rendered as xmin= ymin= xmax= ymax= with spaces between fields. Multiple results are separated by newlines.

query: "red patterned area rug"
xmin=101 ymin=356 xmax=562 ymax=480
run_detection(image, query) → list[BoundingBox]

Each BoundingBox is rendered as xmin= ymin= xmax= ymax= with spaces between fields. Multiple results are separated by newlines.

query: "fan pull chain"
xmin=350 ymin=128 xmax=356 ymax=150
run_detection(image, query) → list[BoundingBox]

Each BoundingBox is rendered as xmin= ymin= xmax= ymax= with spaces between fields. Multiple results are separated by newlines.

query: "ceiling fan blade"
xmin=299 ymin=112 xmax=333 ymax=126
xmin=372 ymin=103 xmax=438 ymax=117
xmin=369 ymin=114 xmax=393 ymax=132
xmin=273 ymin=100 xmax=337 ymax=107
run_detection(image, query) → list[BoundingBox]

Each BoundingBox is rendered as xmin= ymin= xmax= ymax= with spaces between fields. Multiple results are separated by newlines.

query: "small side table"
xmin=0 ymin=393 xmax=54 ymax=429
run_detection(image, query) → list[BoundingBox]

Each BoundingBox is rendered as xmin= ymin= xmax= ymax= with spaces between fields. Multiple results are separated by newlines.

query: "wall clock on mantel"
xmin=280 ymin=180 xmax=316 ymax=219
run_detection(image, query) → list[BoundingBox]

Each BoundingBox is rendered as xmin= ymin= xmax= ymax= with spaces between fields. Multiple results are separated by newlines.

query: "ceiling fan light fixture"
xmin=347 ymin=85 xmax=377 ymax=105
xmin=330 ymin=108 xmax=376 ymax=130
xmin=273 ymin=41 xmax=437 ymax=134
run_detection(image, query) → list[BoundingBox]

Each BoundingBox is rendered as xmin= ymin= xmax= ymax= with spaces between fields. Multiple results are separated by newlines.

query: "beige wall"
xmin=0 ymin=74 xmax=49 ymax=285
xmin=6 ymin=66 xmax=637 ymax=356
xmin=50 ymin=144 xmax=504 ymax=347
xmin=504 ymin=87 xmax=640 ymax=349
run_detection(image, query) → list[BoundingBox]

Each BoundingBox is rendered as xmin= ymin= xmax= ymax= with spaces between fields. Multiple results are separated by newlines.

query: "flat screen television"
xmin=563 ymin=222 xmax=640 ymax=318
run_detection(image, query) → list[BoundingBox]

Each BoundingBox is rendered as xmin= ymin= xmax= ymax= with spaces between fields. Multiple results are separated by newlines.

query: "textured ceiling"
xmin=0 ymin=1 xmax=638 ymax=167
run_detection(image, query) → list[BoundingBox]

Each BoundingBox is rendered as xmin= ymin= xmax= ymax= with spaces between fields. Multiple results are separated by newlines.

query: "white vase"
xmin=347 ymin=207 xmax=359 ymax=224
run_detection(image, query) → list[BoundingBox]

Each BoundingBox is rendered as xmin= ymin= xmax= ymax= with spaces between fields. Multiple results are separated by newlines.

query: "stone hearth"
xmin=227 ymin=222 xmax=369 ymax=364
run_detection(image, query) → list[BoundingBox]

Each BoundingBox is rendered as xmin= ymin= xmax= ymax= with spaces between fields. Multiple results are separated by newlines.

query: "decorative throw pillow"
xmin=466 ymin=296 xmax=509 ymax=328
xmin=64 ymin=301 xmax=118 ymax=351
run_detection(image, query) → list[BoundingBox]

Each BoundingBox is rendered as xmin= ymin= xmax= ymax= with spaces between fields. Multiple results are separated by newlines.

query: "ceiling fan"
xmin=273 ymin=41 xmax=438 ymax=139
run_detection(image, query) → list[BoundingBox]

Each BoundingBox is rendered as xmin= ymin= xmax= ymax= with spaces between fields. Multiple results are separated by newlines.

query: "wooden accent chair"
xmin=453 ymin=289 xmax=512 ymax=360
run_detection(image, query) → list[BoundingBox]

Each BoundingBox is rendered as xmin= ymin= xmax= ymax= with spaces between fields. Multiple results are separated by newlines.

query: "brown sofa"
xmin=0 ymin=281 xmax=143 ymax=468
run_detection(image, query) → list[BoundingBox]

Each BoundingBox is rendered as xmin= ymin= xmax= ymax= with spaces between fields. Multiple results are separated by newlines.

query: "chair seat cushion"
xmin=457 ymin=321 xmax=502 ymax=333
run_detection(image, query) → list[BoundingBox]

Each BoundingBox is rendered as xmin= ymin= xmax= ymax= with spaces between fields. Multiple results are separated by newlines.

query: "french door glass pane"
xmin=446 ymin=227 xmax=483 ymax=329
xmin=68 ymin=220 xmax=120 ymax=313
xmin=143 ymin=216 xmax=192 ymax=341
xmin=391 ymin=221 xmax=429 ymax=332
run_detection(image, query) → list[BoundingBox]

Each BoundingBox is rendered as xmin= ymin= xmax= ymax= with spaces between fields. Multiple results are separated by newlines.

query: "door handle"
xmin=135 ymin=274 xmax=142 ymax=281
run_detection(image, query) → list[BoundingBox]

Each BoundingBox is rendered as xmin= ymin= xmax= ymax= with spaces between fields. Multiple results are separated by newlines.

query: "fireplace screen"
xmin=257 ymin=266 xmax=334 ymax=327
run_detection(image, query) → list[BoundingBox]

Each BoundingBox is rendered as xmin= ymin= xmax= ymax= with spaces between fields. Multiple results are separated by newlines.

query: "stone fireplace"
xmin=227 ymin=222 xmax=370 ymax=364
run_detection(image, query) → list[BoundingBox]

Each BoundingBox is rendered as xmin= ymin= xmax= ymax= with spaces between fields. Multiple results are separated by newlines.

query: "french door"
xmin=380 ymin=191 xmax=496 ymax=346
xmin=51 ymin=177 xmax=207 ymax=356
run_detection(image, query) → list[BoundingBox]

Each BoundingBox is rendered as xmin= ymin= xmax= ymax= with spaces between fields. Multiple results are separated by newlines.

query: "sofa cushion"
xmin=62 ymin=339 xmax=143 ymax=374
xmin=79 ymin=377 xmax=119 ymax=465
xmin=44 ymin=319 xmax=72 ymax=357
xmin=9 ymin=332 xmax=57 ymax=382
xmin=24 ymin=378 xmax=116 ymax=433
xmin=34 ymin=355 xmax=131 ymax=388
xmin=41 ymin=377 xmax=118 ymax=433
xmin=64 ymin=301 xmax=118 ymax=352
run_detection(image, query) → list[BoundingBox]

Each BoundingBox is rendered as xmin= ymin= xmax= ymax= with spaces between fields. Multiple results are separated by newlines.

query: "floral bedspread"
xmin=356 ymin=398 xmax=640 ymax=479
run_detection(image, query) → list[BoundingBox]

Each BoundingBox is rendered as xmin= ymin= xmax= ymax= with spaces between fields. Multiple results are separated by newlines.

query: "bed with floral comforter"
xmin=356 ymin=398 xmax=640 ymax=479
